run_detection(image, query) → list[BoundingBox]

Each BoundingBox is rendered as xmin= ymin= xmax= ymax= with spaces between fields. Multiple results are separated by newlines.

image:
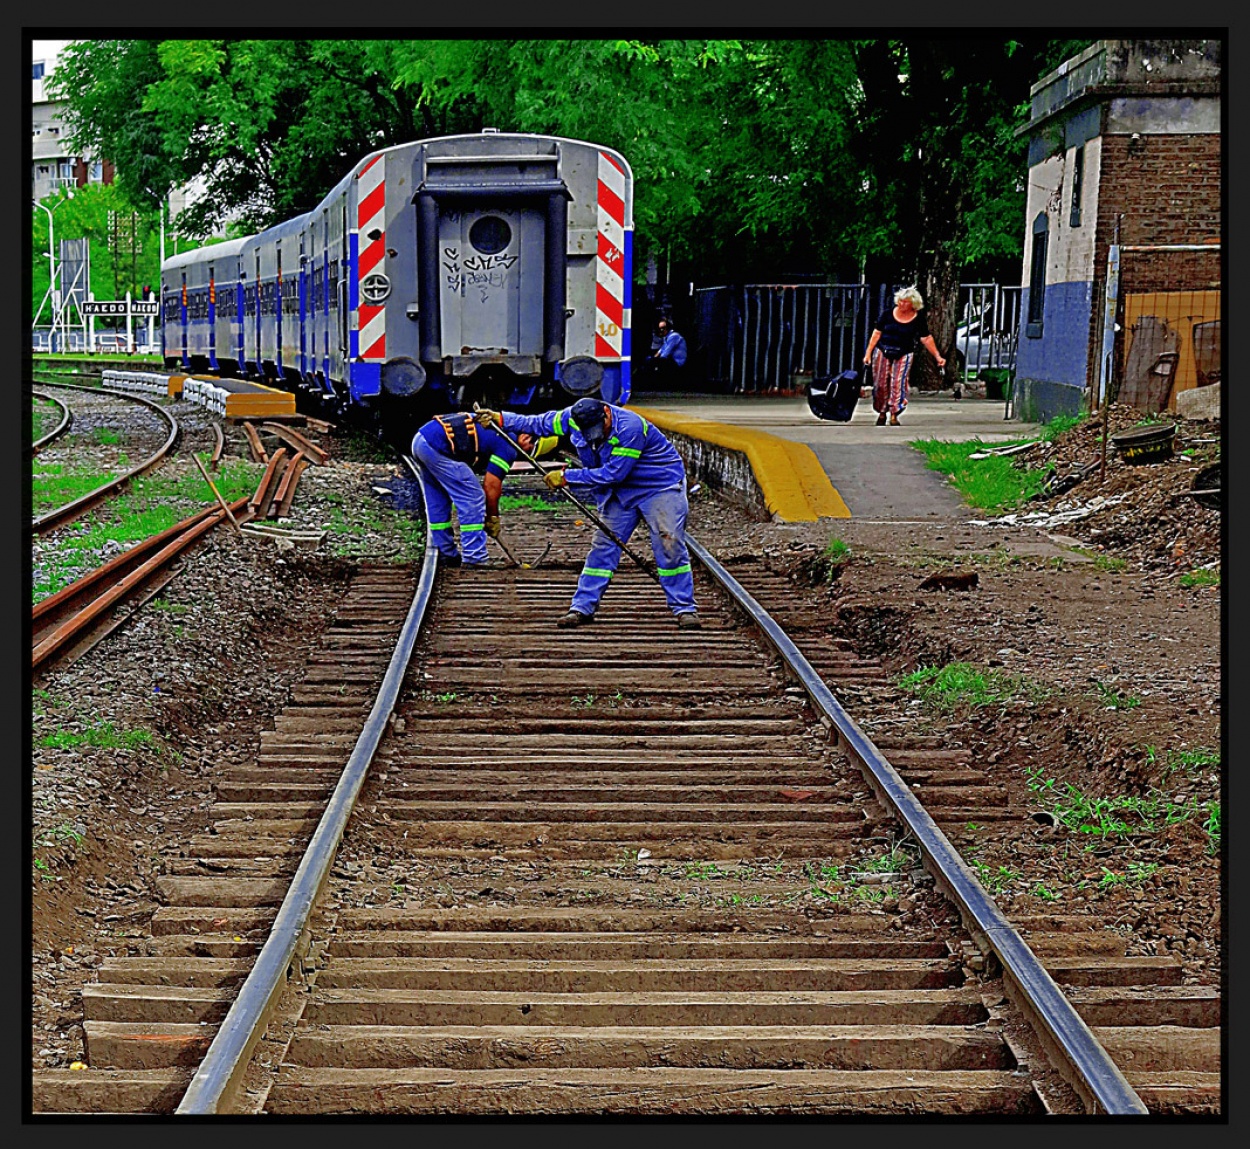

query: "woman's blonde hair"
xmin=894 ymin=286 xmax=925 ymax=310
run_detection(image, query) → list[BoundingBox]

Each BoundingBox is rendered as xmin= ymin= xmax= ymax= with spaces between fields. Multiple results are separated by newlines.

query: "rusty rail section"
xmin=32 ymin=381 xmax=179 ymax=535
xmin=32 ymin=496 xmax=254 ymax=673
xmin=32 ymin=449 xmax=311 ymax=674
xmin=31 ymin=390 xmax=72 ymax=454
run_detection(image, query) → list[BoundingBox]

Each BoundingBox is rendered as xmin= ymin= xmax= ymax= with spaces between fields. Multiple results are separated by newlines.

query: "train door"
xmin=438 ymin=206 xmax=544 ymax=356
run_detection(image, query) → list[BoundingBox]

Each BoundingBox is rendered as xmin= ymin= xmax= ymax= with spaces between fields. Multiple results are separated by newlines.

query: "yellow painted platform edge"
xmin=628 ymin=406 xmax=850 ymax=521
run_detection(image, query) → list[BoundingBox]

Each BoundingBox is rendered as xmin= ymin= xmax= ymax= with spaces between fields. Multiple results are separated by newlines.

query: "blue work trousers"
xmin=411 ymin=435 xmax=488 ymax=564
xmin=572 ymin=483 xmax=696 ymax=617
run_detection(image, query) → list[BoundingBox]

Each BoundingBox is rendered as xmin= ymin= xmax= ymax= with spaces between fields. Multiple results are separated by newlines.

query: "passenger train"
xmin=160 ymin=130 xmax=635 ymax=426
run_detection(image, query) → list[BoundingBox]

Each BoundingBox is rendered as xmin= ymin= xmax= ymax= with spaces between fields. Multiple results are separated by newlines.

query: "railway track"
xmin=30 ymin=380 xmax=179 ymax=534
xmin=31 ymin=389 xmax=72 ymax=453
xmin=29 ymin=476 xmax=1219 ymax=1117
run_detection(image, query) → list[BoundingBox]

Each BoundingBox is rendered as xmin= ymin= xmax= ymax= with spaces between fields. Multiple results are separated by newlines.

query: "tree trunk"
xmin=915 ymin=245 xmax=961 ymax=391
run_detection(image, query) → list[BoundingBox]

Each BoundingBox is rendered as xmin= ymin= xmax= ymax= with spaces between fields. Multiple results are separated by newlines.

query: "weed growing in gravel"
xmin=1030 ymin=883 xmax=1059 ymax=901
xmin=33 ymin=858 xmax=55 ymax=882
xmin=898 ymin=661 xmax=1044 ymax=712
xmin=1203 ymin=802 xmax=1221 ymax=855
xmin=91 ymin=427 xmax=122 ymax=446
xmin=686 ymin=862 xmax=725 ymax=881
xmin=1145 ymin=745 xmax=1220 ymax=779
xmin=971 ymin=859 xmax=1018 ymax=894
xmin=37 ymin=723 xmax=154 ymax=751
xmin=1089 ymin=679 xmax=1142 ymax=710
xmin=148 ymin=598 xmax=189 ymax=615
xmin=1098 ymin=862 xmax=1159 ymax=889
xmin=1179 ymin=568 xmax=1220 ymax=588
xmin=323 ymin=487 xmax=426 ymax=561
xmin=1027 ymin=767 xmax=1210 ymax=844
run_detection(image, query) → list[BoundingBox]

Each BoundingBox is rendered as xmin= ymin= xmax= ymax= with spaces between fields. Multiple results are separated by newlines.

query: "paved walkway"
xmin=630 ymin=391 xmax=1041 ymax=521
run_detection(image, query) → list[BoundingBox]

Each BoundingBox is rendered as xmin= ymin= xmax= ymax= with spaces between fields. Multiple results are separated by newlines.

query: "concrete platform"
xmin=630 ymin=391 xmax=1041 ymax=521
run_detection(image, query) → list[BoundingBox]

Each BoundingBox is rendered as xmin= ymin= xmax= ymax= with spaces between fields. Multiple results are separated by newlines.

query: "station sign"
xmin=84 ymin=300 xmax=160 ymax=316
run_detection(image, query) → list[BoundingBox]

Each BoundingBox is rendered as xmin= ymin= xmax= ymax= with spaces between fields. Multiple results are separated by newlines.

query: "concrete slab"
xmin=631 ymin=392 xmax=1041 ymax=521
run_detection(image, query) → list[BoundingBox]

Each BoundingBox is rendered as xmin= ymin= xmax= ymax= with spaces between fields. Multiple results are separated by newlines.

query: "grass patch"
xmin=909 ymin=413 xmax=1086 ymax=512
xmin=898 ymin=661 xmax=1044 ymax=711
xmin=1179 ymin=568 xmax=1219 ymax=588
xmin=31 ymin=462 xmax=121 ymax=515
xmin=499 ymin=493 xmax=562 ymax=512
xmin=37 ymin=722 xmax=154 ymax=752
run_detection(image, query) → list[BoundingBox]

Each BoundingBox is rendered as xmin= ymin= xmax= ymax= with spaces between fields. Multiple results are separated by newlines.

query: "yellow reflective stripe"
xmin=489 ymin=454 xmax=512 ymax=471
xmin=639 ymin=416 xmax=650 ymax=436
xmin=612 ymin=447 xmax=641 ymax=458
xmin=657 ymin=563 xmax=692 ymax=577
xmin=430 ymin=521 xmax=453 ymax=530
xmin=461 ymin=523 xmax=485 ymax=531
xmin=582 ymin=567 xmax=615 ymax=579
xmin=553 ymin=410 xmax=565 ymax=435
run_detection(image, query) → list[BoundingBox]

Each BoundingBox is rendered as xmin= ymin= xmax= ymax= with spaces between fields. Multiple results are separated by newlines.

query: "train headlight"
xmin=558 ymin=356 xmax=604 ymax=398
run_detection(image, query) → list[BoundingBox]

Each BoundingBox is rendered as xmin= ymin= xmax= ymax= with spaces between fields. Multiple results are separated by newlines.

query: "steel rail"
xmin=31 ymin=389 xmax=72 ymax=453
xmin=686 ymin=533 xmax=1150 ymax=1116
xmin=175 ymin=456 xmax=437 ymax=1115
xmin=32 ymin=381 xmax=179 ymax=535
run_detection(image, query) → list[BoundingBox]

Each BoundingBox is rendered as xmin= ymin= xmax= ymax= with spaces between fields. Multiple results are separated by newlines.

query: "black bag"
xmin=807 ymin=369 xmax=862 ymax=422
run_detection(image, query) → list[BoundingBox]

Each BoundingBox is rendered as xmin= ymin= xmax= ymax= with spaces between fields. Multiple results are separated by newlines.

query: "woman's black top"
xmin=874 ymin=308 xmax=929 ymax=359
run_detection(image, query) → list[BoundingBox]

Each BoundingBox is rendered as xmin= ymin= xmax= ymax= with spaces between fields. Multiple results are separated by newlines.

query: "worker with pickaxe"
xmin=476 ymin=397 xmax=701 ymax=629
xmin=408 ymin=411 xmax=551 ymax=568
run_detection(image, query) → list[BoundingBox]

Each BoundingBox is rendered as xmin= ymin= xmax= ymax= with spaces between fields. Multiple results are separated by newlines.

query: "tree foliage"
xmin=44 ymin=36 xmax=1095 ymax=362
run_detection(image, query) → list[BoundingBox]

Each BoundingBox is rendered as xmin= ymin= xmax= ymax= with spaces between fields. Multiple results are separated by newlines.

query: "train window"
xmin=469 ymin=216 xmax=512 ymax=256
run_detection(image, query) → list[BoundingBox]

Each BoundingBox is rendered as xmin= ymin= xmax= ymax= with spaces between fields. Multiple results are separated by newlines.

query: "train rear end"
xmin=366 ymin=132 xmax=633 ymax=424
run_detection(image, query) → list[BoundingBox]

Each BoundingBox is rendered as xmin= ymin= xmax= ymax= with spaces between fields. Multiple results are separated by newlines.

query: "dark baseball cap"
xmin=570 ymin=397 xmax=608 ymax=446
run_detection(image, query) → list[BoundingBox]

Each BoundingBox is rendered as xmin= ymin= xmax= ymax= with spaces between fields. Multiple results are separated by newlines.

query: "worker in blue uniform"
xmin=477 ymin=396 xmax=700 ymax=628
xmin=409 ymin=411 xmax=537 ymax=567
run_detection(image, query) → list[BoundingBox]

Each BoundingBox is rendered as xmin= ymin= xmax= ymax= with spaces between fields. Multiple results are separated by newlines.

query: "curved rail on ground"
xmin=32 ymin=381 xmax=179 ymax=535
xmin=175 ymin=457 xmax=436 ymax=1115
xmin=31 ymin=389 xmax=72 ymax=453
xmin=685 ymin=533 xmax=1150 ymax=1116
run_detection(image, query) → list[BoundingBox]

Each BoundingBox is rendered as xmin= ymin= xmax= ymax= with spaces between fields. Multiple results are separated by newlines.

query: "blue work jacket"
xmin=503 ymin=404 xmax=687 ymax=508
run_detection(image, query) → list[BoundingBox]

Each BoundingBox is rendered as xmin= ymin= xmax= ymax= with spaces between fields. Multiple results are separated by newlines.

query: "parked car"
xmin=953 ymin=307 xmax=1018 ymax=379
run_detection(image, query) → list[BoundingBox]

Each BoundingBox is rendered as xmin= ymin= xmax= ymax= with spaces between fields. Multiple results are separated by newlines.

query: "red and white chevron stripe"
xmin=356 ymin=154 xmax=386 ymax=360
xmin=595 ymin=151 xmax=626 ymax=359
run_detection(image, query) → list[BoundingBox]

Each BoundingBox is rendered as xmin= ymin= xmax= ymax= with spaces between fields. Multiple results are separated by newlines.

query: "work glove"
xmin=485 ymin=515 xmax=502 ymax=539
xmin=476 ymin=408 xmax=503 ymax=428
xmin=544 ymin=468 xmax=567 ymax=490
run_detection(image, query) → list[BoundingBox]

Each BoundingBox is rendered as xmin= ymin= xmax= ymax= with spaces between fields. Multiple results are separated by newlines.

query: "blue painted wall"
xmin=1014 ymin=279 xmax=1095 ymax=419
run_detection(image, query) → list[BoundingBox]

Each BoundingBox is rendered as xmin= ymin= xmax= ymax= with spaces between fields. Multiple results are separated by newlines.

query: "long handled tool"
xmin=474 ymin=404 xmax=660 ymax=584
xmin=489 ymin=532 xmax=551 ymax=570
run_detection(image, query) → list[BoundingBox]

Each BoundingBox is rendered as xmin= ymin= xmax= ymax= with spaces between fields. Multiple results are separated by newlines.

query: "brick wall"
xmin=1083 ymin=133 xmax=1221 ymax=390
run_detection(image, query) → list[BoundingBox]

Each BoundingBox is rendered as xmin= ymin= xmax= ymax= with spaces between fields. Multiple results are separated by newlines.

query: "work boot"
xmin=557 ymin=610 xmax=594 ymax=628
xmin=437 ymin=552 xmax=462 ymax=568
xmin=676 ymin=611 xmax=702 ymax=629
xmin=889 ymin=414 xmax=901 ymax=426
xmin=876 ymin=412 xmax=887 ymax=426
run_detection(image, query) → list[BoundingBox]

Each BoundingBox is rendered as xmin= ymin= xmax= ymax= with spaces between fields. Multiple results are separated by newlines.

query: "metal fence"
xmin=1100 ymin=243 xmax=1221 ymax=412
xmin=954 ymin=283 xmax=1022 ymax=379
xmin=696 ymin=282 xmax=1022 ymax=393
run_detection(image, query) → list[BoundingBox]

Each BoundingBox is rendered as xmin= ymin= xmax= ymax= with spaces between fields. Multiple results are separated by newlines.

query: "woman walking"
xmin=863 ymin=286 xmax=946 ymax=425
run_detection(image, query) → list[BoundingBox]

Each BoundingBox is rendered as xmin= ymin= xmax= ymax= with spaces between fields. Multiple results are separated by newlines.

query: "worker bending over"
xmin=477 ymin=397 xmax=700 ymax=629
xmin=409 ymin=411 xmax=536 ymax=567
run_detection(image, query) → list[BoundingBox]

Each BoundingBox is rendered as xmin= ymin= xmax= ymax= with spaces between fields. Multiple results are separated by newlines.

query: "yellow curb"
xmin=628 ymin=406 xmax=850 ymax=521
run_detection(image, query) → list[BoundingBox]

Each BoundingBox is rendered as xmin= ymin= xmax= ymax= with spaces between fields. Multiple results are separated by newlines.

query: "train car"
xmin=161 ymin=130 xmax=635 ymax=425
